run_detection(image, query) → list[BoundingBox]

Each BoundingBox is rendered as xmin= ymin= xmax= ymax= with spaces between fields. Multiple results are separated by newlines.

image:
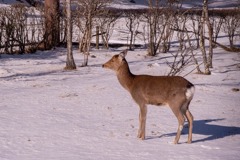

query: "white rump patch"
xmin=185 ymin=86 xmax=195 ymax=100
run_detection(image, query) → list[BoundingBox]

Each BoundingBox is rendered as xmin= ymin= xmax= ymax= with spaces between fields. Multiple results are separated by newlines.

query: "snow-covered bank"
xmin=0 ymin=47 xmax=240 ymax=160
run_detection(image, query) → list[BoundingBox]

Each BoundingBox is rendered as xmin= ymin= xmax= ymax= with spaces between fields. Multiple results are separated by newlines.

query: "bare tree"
xmin=147 ymin=0 xmax=158 ymax=56
xmin=65 ymin=0 xmax=76 ymax=70
xmin=40 ymin=0 xmax=60 ymax=50
xmin=96 ymin=10 xmax=119 ymax=49
xmin=125 ymin=10 xmax=141 ymax=50
xmin=189 ymin=13 xmax=201 ymax=49
xmin=185 ymin=27 xmax=203 ymax=74
xmin=199 ymin=0 xmax=211 ymax=75
xmin=1 ymin=7 xmax=15 ymax=54
xmin=174 ymin=14 xmax=187 ymax=51
xmin=12 ymin=4 xmax=28 ymax=54
xmin=0 ymin=4 xmax=32 ymax=54
xmin=166 ymin=49 xmax=192 ymax=76
xmin=204 ymin=0 xmax=213 ymax=68
xmin=210 ymin=14 xmax=224 ymax=48
xmin=76 ymin=0 xmax=112 ymax=67
xmin=222 ymin=8 xmax=240 ymax=51
xmin=146 ymin=0 xmax=177 ymax=56
xmin=0 ymin=4 xmax=45 ymax=54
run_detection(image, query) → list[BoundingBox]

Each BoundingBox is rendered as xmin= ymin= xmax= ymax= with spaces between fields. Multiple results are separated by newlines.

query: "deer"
xmin=102 ymin=49 xmax=195 ymax=144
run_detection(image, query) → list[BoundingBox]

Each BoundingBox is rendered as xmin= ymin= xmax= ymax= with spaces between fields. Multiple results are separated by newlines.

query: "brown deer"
xmin=102 ymin=50 xmax=195 ymax=144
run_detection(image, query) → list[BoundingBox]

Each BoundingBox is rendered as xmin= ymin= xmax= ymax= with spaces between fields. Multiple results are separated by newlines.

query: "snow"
xmin=1 ymin=0 xmax=240 ymax=160
xmin=1 ymin=46 xmax=240 ymax=160
xmin=0 ymin=0 xmax=30 ymax=7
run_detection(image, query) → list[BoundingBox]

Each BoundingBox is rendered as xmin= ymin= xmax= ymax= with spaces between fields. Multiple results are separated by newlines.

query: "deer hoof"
xmin=137 ymin=134 xmax=145 ymax=140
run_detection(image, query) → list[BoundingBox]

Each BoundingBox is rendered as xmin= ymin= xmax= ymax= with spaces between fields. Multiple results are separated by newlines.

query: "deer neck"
xmin=116 ymin=60 xmax=135 ymax=91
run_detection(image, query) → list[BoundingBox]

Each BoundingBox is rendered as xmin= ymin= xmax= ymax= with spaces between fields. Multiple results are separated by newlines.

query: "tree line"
xmin=0 ymin=0 xmax=239 ymax=75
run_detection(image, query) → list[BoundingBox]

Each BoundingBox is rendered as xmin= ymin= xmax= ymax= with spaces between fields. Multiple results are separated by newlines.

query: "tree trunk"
xmin=96 ymin=26 xmax=99 ymax=49
xmin=147 ymin=0 xmax=156 ymax=56
xmin=82 ymin=11 xmax=92 ymax=67
xmin=200 ymin=0 xmax=211 ymax=75
xmin=42 ymin=0 xmax=60 ymax=50
xmin=65 ymin=0 xmax=76 ymax=70
xmin=204 ymin=0 xmax=213 ymax=68
xmin=129 ymin=18 xmax=134 ymax=51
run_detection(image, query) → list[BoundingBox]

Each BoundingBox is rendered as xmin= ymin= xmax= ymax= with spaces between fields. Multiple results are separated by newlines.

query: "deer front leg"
xmin=137 ymin=105 xmax=147 ymax=140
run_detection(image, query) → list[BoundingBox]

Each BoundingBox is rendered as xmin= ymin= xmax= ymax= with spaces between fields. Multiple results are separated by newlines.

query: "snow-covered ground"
xmin=0 ymin=0 xmax=240 ymax=160
xmin=0 ymin=45 xmax=240 ymax=160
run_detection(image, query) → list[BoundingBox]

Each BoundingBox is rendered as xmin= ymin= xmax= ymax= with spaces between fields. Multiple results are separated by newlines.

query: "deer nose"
xmin=102 ymin=64 xmax=105 ymax=68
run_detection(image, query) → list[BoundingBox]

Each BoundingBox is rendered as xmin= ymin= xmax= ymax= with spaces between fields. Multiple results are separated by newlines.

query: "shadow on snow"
xmin=191 ymin=119 xmax=240 ymax=143
xmin=146 ymin=119 xmax=240 ymax=143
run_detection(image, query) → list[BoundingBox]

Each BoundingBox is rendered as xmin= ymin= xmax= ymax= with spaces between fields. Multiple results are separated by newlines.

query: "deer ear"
xmin=119 ymin=49 xmax=128 ymax=59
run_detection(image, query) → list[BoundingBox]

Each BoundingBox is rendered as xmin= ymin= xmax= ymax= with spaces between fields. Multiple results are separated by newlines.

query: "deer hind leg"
xmin=181 ymin=102 xmax=194 ymax=144
xmin=174 ymin=111 xmax=185 ymax=144
xmin=169 ymin=101 xmax=185 ymax=144
xmin=137 ymin=104 xmax=147 ymax=140
xmin=185 ymin=109 xmax=193 ymax=143
xmin=169 ymin=99 xmax=185 ymax=144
